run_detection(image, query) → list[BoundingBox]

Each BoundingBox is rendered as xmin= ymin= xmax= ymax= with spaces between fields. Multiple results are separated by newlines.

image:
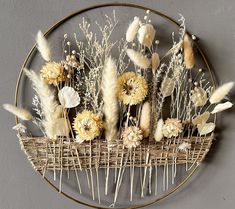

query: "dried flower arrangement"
xmin=4 ymin=9 xmax=234 ymax=207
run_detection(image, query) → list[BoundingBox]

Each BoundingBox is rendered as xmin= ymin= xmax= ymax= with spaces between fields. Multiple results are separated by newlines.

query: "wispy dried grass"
xmin=36 ymin=31 xmax=52 ymax=62
xmin=183 ymin=34 xmax=195 ymax=69
xmin=3 ymin=104 xmax=32 ymax=121
xmin=126 ymin=17 xmax=140 ymax=42
xmin=126 ymin=49 xmax=150 ymax=69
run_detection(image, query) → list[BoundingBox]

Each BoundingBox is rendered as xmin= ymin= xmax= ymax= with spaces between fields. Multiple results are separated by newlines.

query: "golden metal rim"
xmin=14 ymin=3 xmax=217 ymax=209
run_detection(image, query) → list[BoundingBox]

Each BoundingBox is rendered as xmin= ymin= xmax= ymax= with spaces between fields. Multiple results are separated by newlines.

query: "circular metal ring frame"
xmin=14 ymin=3 xmax=217 ymax=209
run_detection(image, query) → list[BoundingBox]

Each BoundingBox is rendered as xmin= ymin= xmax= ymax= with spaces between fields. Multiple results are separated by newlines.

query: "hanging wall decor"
xmin=4 ymin=3 xmax=234 ymax=209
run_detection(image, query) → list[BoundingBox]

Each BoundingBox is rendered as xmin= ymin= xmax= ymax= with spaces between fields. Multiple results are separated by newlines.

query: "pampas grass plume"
xmin=102 ymin=57 xmax=119 ymax=142
xmin=126 ymin=17 xmax=140 ymax=42
xmin=126 ymin=48 xmax=150 ymax=69
xmin=3 ymin=104 xmax=32 ymax=121
xmin=36 ymin=30 xmax=52 ymax=62
xmin=140 ymin=102 xmax=151 ymax=137
xmin=154 ymin=119 xmax=164 ymax=142
xmin=183 ymin=34 xmax=195 ymax=69
xmin=209 ymin=82 xmax=234 ymax=104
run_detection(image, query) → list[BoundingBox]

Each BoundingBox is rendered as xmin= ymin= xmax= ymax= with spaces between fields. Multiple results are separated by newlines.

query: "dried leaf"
xmin=211 ymin=101 xmax=233 ymax=114
xmin=197 ymin=122 xmax=215 ymax=136
xmin=192 ymin=112 xmax=210 ymax=126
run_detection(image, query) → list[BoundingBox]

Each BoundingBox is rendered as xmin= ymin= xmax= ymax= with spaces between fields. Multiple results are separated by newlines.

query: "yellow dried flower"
xmin=40 ymin=62 xmax=65 ymax=86
xmin=122 ymin=126 xmax=143 ymax=149
xmin=162 ymin=118 xmax=183 ymax=138
xmin=117 ymin=72 xmax=148 ymax=105
xmin=73 ymin=111 xmax=103 ymax=141
xmin=191 ymin=87 xmax=207 ymax=107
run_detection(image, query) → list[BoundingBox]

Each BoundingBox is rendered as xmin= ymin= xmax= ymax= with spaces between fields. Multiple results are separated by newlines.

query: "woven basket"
xmin=18 ymin=135 xmax=213 ymax=171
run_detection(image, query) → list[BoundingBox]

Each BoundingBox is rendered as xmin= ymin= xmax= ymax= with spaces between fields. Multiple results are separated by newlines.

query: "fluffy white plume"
xmin=154 ymin=119 xmax=164 ymax=142
xmin=140 ymin=102 xmax=151 ymax=137
xmin=151 ymin=52 xmax=160 ymax=71
xmin=3 ymin=104 xmax=32 ymax=121
xmin=126 ymin=49 xmax=150 ymax=69
xmin=102 ymin=57 xmax=119 ymax=143
xmin=198 ymin=122 xmax=215 ymax=136
xmin=36 ymin=30 xmax=52 ymax=62
xmin=209 ymin=82 xmax=234 ymax=104
xmin=126 ymin=17 xmax=140 ymax=42
xmin=211 ymin=101 xmax=233 ymax=114
xmin=24 ymin=68 xmax=64 ymax=138
xmin=58 ymin=86 xmax=80 ymax=108
xmin=138 ymin=24 xmax=156 ymax=48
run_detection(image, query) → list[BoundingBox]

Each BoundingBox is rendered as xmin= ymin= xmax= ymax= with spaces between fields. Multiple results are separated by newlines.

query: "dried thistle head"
xmin=117 ymin=72 xmax=148 ymax=105
xmin=122 ymin=126 xmax=143 ymax=149
xmin=73 ymin=111 xmax=103 ymax=141
xmin=162 ymin=118 xmax=183 ymax=138
xmin=40 ymin=62 xmax=65 ymax=86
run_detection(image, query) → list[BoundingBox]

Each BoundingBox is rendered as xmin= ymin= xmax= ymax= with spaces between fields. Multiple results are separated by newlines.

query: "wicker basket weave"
xmin=18 ymin=135 xmax=213 ymax=171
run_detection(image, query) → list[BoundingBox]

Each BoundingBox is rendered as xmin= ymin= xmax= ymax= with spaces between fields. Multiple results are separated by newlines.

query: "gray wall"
xmin=0 ymin=0 xmax=235 ymax=209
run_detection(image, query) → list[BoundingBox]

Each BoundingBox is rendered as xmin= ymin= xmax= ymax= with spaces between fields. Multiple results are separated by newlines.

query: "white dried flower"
xmin=151 ymin=52 xmax=160 ymax=70
xmin=138 ymin=24 xmax=156 ymax=48
xmin=209 ymin=82 xmax=234 ymax=104
xmin=58 ymin=86 xmax=80 ymax=108
xmin=162 ymin=118 xmax=183 ymax=138
xmin=192 ymin=112 xmax=210 ymax=126
xmin=126 ymin=17 xmax=140 ymax=42
xmin=161 ymin=77 xmax=175 ymax=97
xmin=122 ymin=126 xmax=143 ymax=149
xmin=178 ymin=142 xmax=191 ymax=152
xmin=154 ymin=119 xmax=164 ymax=142
xmin=140 ymin=102 xmax=151 ymax=137
xmin=12 ymin=123 xmax=27 ymax=133
xmin=197 ymin=122 xmax=215 ymax=136
xmin=211 ymin=101 xmax=233 ymax=114
xmin=126 ymin=49 xmax=150 ymax=69
xmin=191 ymin=87 xmax=207 ymax=107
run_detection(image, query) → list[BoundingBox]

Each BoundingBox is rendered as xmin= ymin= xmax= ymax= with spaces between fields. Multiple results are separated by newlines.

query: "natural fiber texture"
xmin=18 ymin=135 xmax=213 ymax=171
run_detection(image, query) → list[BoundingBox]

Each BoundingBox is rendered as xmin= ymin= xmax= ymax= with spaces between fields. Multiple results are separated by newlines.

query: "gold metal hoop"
xmin=14 ymin=3 xmax=217 ymax=209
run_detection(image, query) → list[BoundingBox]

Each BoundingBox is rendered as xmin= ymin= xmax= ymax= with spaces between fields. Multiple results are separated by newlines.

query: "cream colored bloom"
xmin=162 ymin=118 xmax=183 ymax=138
xmin=40 ymin=62 xmax=65 ymax=86
xmin=73 ymin=111 xmax=103 ymax=141
xmin=191 ymin=87 xmax=207 ymax=107
xmin=122 ymin=126 xmax=143 ymax=149
xmin=117 ymin=72 xmax=148 ymax=105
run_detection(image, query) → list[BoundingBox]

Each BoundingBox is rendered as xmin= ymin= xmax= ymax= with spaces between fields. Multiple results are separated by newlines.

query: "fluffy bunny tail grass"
xmin=3 ymin=104 xmax=32 ymax=121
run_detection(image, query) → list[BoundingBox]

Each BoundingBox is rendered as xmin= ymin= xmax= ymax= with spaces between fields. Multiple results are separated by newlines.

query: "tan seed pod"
xmin=151 ymin=52 xmax=160 ymax=71
xmin=183 ymin=34 xmax=195 ymax=69
xmin=161 ymin=77 xmax=175 ymax=97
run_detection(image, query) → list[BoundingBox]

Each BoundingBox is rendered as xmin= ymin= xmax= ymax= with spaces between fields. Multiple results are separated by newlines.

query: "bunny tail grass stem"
xmin=36 ymin=30 xmax=52 ymax=62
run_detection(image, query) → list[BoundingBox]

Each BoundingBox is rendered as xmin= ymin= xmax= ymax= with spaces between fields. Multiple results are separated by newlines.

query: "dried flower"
xmin=154 ymin=118 xmax=164 ymax=142
xmin=197 ymin=122 xmax=215 ymax=136
xmin=191 ymin=87 xmax=207 ymax=107
xmin=183 ymin=34 xmax=195 ymax=69
xmin=73 ymin=111 xmax=103 ymax=141
xmin=58 ymin=86 xmax=80 ymax=108
xmin=40 ymin=62 xmax=65 ymax=86
xmin=36 ymin=30 xmax=51 ymax=62
xmin=140 ymin=102 xmax=151 ymax=137
xmin=138 ymin=24 xmax=156 ymax=48
xmin=162 ymin=118 xmax=183 ymax=138
xmin=211 ymin=101 xmax=233 ymax=114
xmin=3 ymin=104 xmax=32 ymax=121
xmin=192 ymin=112 xmax=210 ymax=126
xmin=209 ymin=82 xmax=234 ymax=104
xmin=126 ymin=49 xmax=150 ymax=69
xmin=126 ymin=17 xmax=140 ymax=42
xmin=62 ymin=55 xmax=79 ymax=68
xmin=122 ymin=126 xmax=143 ymax=149
xmin=178 ymin=142 xmax=191 ymax=152
xmin=151 ymin=52 xmax=160 ymax=71
xmin=161 ymin=77 xmax=175 ymax=97
xmin=117 ymin=72 xmax=148 ymax=105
